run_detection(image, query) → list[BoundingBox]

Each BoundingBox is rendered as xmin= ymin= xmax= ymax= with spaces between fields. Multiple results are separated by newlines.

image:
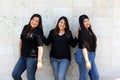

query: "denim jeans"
xmin=50 ymin=57 xmax=70 ymax=80
xmin=74 ymin=49 xmax=99 ymax=80
xmin=12 ymin=56 xmax=37 ymax=80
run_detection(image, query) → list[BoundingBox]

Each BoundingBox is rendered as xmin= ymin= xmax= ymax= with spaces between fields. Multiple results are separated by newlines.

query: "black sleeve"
xmin=34 ymin=29 xmax=44 ymax=46
xmin=77 ymin=30 xmax=87 ymax=49
xmin=68 ymin=31 xmax=77 ymax=47
xmin=80 ymin=32 xmax=87 ymax=49
xmin=44 ymin=30 xmax=53 ymax=45
xmin=20 ymin=25 xmax=28 ymax=39
xmin=74 ymin=37 xmax=78 ymax=46
xmin=35 ymin=33 xmax=43 ymax=46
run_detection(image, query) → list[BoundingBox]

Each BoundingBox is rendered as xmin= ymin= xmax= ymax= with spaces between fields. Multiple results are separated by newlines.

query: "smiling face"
xmin=30 ymin=17 xmax=39 ymax=29
xmin=83 ymin=18 xmax=90 ymax=29
xmin=58 ymin=19 xmax=66 ymax=30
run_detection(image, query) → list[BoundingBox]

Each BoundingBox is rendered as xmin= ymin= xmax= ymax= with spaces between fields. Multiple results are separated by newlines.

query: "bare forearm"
xmin=82 ymin=48 xmax=91 ymax=70
xmin=82 ymin=48 xmax=89 ymax=63
xmin=37 ymin=46 xmax=43 ymax=71
xmin=38 ymin=46 xmax=43 ymax=62
xmin=19 ymin=39 xmax=22 ymax=56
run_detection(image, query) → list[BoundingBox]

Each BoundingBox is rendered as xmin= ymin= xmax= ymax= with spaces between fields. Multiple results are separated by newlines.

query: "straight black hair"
xmin=79 ymin=14 xmax=97 ymax=51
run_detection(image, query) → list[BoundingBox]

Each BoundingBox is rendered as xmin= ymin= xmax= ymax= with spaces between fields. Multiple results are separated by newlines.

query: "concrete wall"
xmin=0 ymin=0 xmax=120 ymax=80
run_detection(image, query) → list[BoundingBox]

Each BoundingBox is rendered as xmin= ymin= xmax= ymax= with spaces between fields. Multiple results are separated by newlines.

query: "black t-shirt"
xmin=44 ymin=29 xmax=76 ymax=61
xmin=20 ymin=25 xmax=43 ymax=57
xmin=76 ymin=30 xmax=96 ymax=52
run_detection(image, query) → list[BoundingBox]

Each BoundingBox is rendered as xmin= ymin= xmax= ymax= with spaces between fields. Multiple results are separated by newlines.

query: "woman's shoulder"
xmin=67 ymin=30 xmax=73 ymax=35
xmin=22 ymin=24 xmax=28 ymax=29
xmin=23 ymin=24 xmax=28 ymax=28
xmin=50 ymin=29 xmax=54 ymax=32
xmin=34 ymin=28 xmax=42 ymax=34
xmin=78 ymin=30 xmax=82 ymax=37
xmin=21 ymin=24 xmax=28 ymax=32
xmin=49 ymin=29 xmax=55 ymax=34
xmin=68 ymin=30 xmax=72 ymax=33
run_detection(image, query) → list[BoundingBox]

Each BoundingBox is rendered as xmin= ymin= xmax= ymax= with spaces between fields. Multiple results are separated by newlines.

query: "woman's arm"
xmin=82 ymin=48 xmax=91 ymax=70
xmin=71 ymin=28 xmax=80 ymax=47
xmin=19 ymin=39 xmax=22 ymax=56
xmin=43 ymin=30 xmax=53 ymax=45
xmin=37 ymin=46 xmax=43 ymax=71
xmin=69 ymin=31 xmax=77 ymax=47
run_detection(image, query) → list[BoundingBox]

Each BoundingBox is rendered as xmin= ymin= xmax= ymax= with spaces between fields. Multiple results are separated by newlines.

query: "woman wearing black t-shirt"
xmin=44 ymin=16 xmax=75 ymax=80
xmin=75 ymin=14 xmax=99 ymax=80
xmin=12 ymin=14 xmax=44 ymax=80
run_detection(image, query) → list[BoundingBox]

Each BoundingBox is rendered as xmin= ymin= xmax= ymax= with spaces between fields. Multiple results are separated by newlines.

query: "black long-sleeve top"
xmin=20 ymin=25 xmax=43 ymax=58
xmin=44 ymin=29 xmax=76 ymax=61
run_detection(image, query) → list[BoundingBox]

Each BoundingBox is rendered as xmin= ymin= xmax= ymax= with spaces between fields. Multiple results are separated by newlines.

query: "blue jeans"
xmin=74 ymin=49 xmax=99 ymax=80
xmin=50 ymin=57 xmax=70 ymax=80
xmin=12 ymin=56 xmax=37 ymax=80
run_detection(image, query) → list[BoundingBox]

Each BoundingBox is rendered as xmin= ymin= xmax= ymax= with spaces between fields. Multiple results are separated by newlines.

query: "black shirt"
xmin=44 ymin=29 xmax=75 ymax=61
xmin=75 ymin=30 xmax=96 ymax=52
xmin=20 ymin=25 xmax=43 ymax=57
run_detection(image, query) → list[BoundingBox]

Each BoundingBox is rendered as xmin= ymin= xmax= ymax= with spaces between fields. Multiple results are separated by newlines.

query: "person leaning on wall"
xmin=43 ymin=16 xmax=76 ymax=80
xmin=12 ymin=14 xmax=44 ymax=80
xmin=74 ymin=14 xmax=99 ymax=80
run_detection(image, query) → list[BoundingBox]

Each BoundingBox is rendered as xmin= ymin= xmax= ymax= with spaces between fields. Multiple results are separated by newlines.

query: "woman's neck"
xmin=31 ymin=27 xmax=36 ymax=30
xmin=59 ymin=29 xmax=65 ymax=35
xmin=59 ymin=29 xmax=65 ymax=33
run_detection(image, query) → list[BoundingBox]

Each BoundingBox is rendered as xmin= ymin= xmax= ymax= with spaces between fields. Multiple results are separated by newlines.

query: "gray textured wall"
xmin=0 ymin=0 xmax=120 ymax=80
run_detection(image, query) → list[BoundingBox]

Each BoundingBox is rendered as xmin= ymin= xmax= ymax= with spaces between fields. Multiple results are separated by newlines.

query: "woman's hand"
xmin=76 ymin=27 xmax=80 ymax=39
xmin=37 ymin=46 xmax=43 ymax=71
xmin=75 ymin=31 xmax=78 ymax=39
xmin=86 ymin=61 xmax=91 ymax=70
xmin=37 ymin=61 xmax=42 ymax=71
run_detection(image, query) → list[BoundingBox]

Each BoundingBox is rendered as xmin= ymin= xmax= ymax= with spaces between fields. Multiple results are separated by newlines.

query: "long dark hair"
xmin=79 ymin=14 xmax=97 ymax=51
xmin=22 ymin=14 xmax=44 ymax=38
xmin=54 ymin=16 xmax=71 ymax=38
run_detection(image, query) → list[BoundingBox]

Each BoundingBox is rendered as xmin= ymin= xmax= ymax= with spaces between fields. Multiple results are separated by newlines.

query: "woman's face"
xmin=30 ymin=17 xmax=39 ymax=28
xmin=83 ymin=18 xmax=90 ymax=29
xmin=58 ymin=19 xmax=66 ymax=30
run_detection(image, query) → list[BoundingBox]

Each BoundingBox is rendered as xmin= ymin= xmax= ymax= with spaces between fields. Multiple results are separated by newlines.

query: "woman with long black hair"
xmin=12 ymin=14 xmax=44 ymax=80
xmin=75 ymin=14 xmax=99 ymax=80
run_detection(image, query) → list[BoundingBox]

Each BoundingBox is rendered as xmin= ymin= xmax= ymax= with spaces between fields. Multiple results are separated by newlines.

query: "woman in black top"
xmin=12 ymin=14 xmax=44 ymax=80
xmin=74 ymin=14 xmax=99 ymax=80
xmin=44 ymin=16 xmax=75 ymax=80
